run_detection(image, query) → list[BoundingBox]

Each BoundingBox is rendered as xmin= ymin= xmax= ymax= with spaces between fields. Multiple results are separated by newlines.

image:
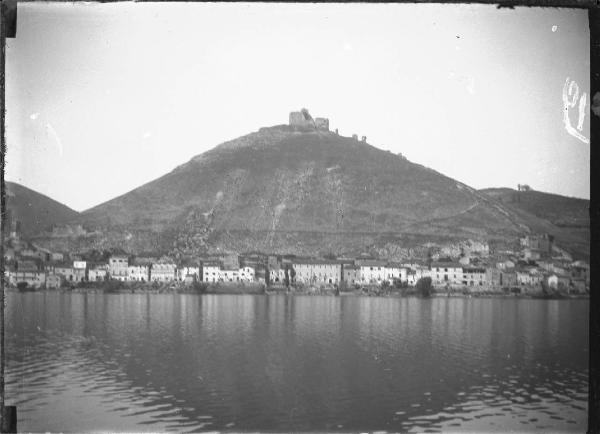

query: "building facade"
xmin=239 ymin=266 xmax=255 ymax=282
xmin=342 ymin=265 xmax=361 ymax=285
xmin=462 ymin=267 xmax=486 ymax=286
xmin=128 ymin=265 xmax=150 ymax=281
xmin=292 ymin=259 xmax=342 ymax=285
xmin=202 ymin=263 xmax=220 ymax=282
xmin=386 ymin=263 xmax=407 ymax=283
xmin=88 ymin=266 xmax=108 ymax=282
xmin=109 ymin=255 xmax=129 ymax=280
xmin=358 ymin=260 xmax=387 ymax=284
xmin=151 ymin=264 xmax=177 ymax=282
xmin=178 ymin=266 xmax=200 ymax=282
xmin=430 ymin=263 xmax=463 ymax=286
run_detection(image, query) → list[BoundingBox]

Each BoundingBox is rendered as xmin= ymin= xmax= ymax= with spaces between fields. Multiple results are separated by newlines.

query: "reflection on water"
xmin=5 ymin=293 xmax=588 ymax=432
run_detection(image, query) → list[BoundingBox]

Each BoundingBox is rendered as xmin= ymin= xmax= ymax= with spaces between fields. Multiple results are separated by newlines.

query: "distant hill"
xmin=479 ymin=188 xmax=589 ymax=228
xmin=4 ymin=181 xmax=80 ymax=236
xmin=479 ymin=188 xmax=589 ymax=259
xmin=79 ymin=123 xmax=572 ymax=258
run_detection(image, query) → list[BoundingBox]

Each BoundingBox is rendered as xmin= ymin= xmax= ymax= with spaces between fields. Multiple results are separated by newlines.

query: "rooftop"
xmin=293 ymin=258 xmax=341 ymax=265
xmin=431 ymin=262 xmax=463 ymax=268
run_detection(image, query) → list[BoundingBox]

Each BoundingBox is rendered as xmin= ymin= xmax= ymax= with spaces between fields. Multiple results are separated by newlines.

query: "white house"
xmin=268 ymin=265 xmax=286 ymax=284
xmin=88 ymin=266 xmax=108 ymax=282
xmin=358 ymin=260 xmax=387 ymax=284
xmin=385 ymin=263 xmax=407 ymax=283
xmin=430 ymin=262 xmax=463 ymax=286
xmin=220 ymin=268 xmax=240 ymax=282
xmin=109 ymin=255 xmax=129 ymax=280
xmin=202 ymin=262 xmax=220 ymax=283
xmin=547 ymin=274 xmax=570 ymax=290
xmin=292 ymin=259 xmax=342 ymax=285
xmin=239 ymin=266 xmax=255 ymax=282
xmin=128 ymin=264 xmax=150 ymax=282
xmin=151 ymin=263 xmax=177 ymax=282
xmin=73 ymin=261 xmax=87 ymax=270
xmin=178 ymin=266 xmax=200 ymax=282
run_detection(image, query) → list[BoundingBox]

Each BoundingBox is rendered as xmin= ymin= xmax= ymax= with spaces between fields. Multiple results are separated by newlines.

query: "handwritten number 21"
xmin=562 ymin=77 xmax=589 ymax=144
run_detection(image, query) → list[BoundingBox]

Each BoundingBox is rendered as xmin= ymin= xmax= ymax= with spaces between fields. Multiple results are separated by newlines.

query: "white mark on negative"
xmin=46 ymin=123 xmax=64 ymax=155
xmin=562 ymin=77 xmax=589 ymax=145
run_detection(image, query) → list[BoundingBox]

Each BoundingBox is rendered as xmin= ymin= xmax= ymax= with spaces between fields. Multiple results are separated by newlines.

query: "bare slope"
xmin=81 ymin=125 xmax=536 ymax=256
xmin=480 ymin=188 xmax=589 ymax=259
xmin=479 ymin=188 xmax=589 ymax=228
xmin=5 ymin=181 xmax=80 ymax=236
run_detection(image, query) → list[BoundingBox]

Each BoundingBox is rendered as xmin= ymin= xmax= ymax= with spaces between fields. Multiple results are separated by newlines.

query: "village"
xmin=2 ymin=228 xmax=590 ymax=297
xmin=2 ymin=109 xmax=589 ymax=297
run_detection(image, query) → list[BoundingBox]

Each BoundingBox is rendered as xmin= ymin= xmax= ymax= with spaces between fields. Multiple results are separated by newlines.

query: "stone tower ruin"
xmin=289 ymin=108 xmax=329 ymax=131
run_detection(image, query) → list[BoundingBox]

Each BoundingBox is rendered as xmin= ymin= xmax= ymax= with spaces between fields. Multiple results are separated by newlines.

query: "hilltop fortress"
xmin=289 ymin=108 xmax=367 ymax=142
xmin=289 ymin=108 xmax=329 ymax=131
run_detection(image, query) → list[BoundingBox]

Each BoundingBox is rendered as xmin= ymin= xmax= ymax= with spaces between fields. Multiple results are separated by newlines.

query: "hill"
xmin=4 ymin=181 xmax=80 ymax=236
xmin=479 ymin=188 xmax=588 ymax=228
xmin=78 ymin=122 xmax=566 ymax=259
xmin=479 ymin=188 xmax=589 ymax=259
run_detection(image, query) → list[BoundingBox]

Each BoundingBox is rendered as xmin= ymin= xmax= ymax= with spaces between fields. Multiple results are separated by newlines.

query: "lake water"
xmin=4 ymin=292 xmax=588 ymax=432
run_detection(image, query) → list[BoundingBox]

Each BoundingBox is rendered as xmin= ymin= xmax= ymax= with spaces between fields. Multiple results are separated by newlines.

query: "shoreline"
xmin=6 ymin=284 xmax=588 ymax=300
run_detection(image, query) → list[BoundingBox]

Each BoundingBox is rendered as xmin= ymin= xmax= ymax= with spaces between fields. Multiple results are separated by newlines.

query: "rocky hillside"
xmin=78 ymin=124 xmax=561 ymax=258
xmin=4 ymin=181 xmax=80 ymax=236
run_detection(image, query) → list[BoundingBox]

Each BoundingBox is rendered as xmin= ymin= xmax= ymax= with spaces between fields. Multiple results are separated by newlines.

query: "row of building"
xmin=3 ymin=231 xmax=589 ymax=293
xmin=4 ymin=251 xmax=589 ymax=293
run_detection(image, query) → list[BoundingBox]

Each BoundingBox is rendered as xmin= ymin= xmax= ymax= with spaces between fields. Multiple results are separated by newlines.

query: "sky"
xmin=6 ymin=2 xmax=590 ymax=211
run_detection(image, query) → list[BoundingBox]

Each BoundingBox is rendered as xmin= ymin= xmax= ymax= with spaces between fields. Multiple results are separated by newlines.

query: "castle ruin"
xmin=517 ymin=184 xmax=532 ymax=192
xmin=289 ymin=108 xmax=329 ymax=131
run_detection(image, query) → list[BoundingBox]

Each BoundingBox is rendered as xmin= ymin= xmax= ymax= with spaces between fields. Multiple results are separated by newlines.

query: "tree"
xmin=416 ymin=277 xmax=433 ymax=298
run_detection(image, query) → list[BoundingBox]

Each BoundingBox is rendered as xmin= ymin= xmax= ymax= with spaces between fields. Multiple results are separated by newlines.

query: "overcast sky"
xmin=6 ymin=3 xmax=590 ymax=211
